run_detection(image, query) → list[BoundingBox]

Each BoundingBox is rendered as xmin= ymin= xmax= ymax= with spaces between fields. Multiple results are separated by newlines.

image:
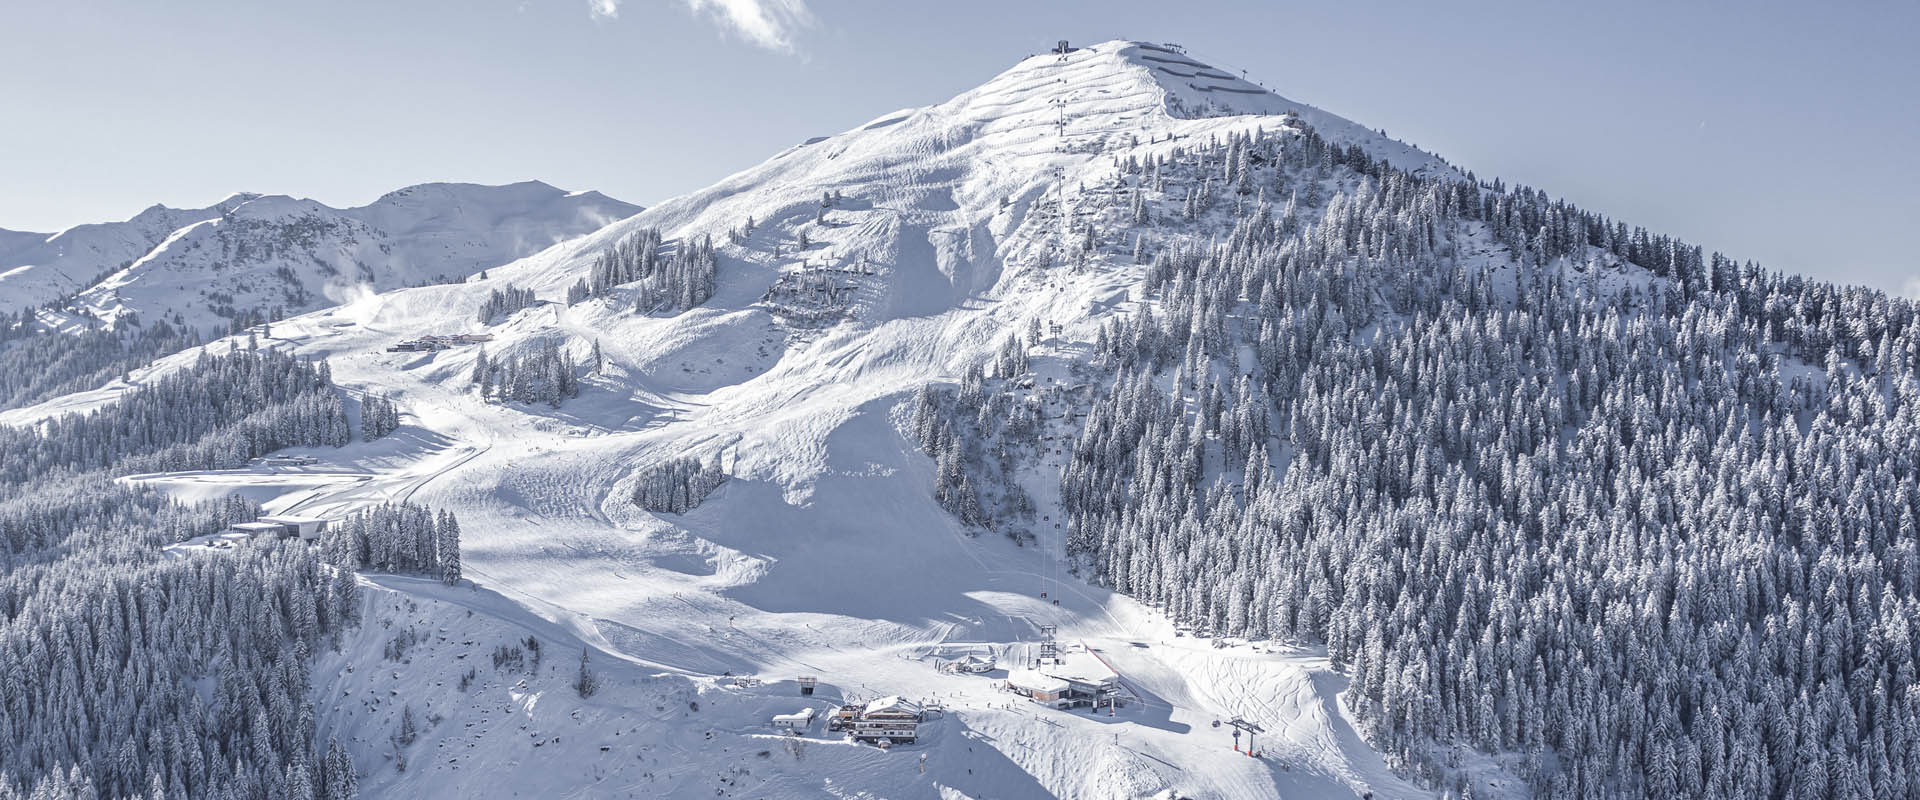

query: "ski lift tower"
xmin=1228 ymin=717 xmax=1265 ymax=757
xmin=1038 ymin=624 xmax=1059 ymax=666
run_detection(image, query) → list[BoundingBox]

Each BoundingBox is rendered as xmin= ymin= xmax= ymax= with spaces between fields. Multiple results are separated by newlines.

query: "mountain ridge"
xmin=0 ymin=180 xmax=642 ymax=332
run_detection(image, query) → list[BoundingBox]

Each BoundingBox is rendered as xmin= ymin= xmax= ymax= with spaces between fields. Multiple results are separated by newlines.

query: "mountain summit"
xmin=474 ymin=40 xmax=1449 ymax=326
xmin=7 ymin=37 xmax=1913 ymax=800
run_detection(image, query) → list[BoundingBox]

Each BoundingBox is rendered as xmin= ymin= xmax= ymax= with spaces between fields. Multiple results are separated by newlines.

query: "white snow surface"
xmin=38 ymin=41 xmax=1485 ymax=798
xmin=0 ymin=181 xmax=640 ymax=332
xmin=0 ymin=195 xmax=257 ymax=311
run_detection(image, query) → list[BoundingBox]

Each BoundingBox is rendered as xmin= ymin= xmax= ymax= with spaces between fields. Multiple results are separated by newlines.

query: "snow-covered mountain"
xmin=11 ymin=38 xmax=1913 ymax=800
xmin=0 ymin=194 xmax=258 ymax=311
xmin=3 ymin=42 xmax=1468 ymax=798
xmin=179 ymin=40 xmax=1455 ymax=799
xmin=0 ymin=180 xmax=640 ymax=332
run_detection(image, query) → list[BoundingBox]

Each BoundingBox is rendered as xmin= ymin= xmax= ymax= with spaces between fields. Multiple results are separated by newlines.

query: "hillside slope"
xmin=215 ymin=39 xmax=1460 ymax=799
xmin=25 ymin=37 xmax=1916 ymax=800
xmin=10 ymin=39 xmax=1494 ymax=799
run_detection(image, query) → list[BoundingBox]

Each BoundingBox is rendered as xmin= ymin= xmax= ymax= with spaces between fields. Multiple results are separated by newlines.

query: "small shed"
xmin=771 ymin=708 xmax=816 ymax=730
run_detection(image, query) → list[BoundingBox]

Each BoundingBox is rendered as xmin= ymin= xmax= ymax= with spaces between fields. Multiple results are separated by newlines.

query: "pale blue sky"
xmin=2 ymin=1 xmax=1914 ymax=295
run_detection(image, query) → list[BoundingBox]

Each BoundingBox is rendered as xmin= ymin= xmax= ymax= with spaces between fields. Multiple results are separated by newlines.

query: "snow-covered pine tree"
xmin=360 ymin=392 xmax=400 ymax=440
xmin=630 ymin=455 xmax=728 ymax=514
xmin=477 ymin=285 xmax=537 ymax=324
xmin=574 ymin=650 xmax=599 ymax=698
xmin=436 ymin=508 xmax=462 ymax=585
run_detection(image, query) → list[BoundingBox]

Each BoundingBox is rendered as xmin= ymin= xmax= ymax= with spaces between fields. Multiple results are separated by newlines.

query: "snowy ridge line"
xmin=0 ymin=180 xmax=641 ymax=335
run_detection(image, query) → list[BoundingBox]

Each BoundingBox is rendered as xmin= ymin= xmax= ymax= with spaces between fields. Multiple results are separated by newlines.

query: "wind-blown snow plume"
xmin=321 ymin=280 xmax=378 ymax=308
xmin=586 ymin=0 xmax=619 ymax=20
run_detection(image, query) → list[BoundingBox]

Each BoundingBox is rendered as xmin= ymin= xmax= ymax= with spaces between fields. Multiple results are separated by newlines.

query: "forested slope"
xmin=1011 ymin=120 xmax=1920 ymax=799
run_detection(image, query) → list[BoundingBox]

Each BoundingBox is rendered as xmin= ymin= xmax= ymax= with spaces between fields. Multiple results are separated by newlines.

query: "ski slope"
xmin=31 ymin=40 xmax=1493 ymax=798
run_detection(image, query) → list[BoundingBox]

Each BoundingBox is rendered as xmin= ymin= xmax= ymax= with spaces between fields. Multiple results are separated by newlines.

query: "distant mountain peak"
xmin=0 ymin=182 xmax=641 ymax=332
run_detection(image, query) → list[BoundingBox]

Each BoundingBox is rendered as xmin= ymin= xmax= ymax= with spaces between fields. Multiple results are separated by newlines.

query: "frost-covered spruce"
xmin=477 ymin=284 xmax=537 ymax=324
xmin=1047 ymin=122 xmax=1920 ymax=798
xmin=586 ymin=227 xmax=717 ymax=314
xmin=630 ymin=455 xmax=727 ymax=514
xmin=0 ymin=317 xmax=200 ymax=411
xmin=360 ymin=391 xmax=401 ymax=440
xmin=0 ymin=476 xmax=361 ymax=798
xmin=472 ymin=338 xmax=580 ymax=407
xmin=909 ymin=361 xmax=1043 ymax=541
xmin=0 ymin=343 xmax=350 ymax=482
xmin=321 ymin=501 xmax=464 ymax=578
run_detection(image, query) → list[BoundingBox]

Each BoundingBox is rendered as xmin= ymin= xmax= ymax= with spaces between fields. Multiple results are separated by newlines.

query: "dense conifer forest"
xmin=320 ymin=503 xmax=461 ymax=585
xmin=358 ymin=392 xmax=400 ymax=441
xmin=0 ymin=339 xmax=462 ymax=799
xmin=0 ymin=342 xmax=349 ymax=484
xmin=919 ymin=120 xmax=1920 ymax=799
xmin=0 ymin=319 xmax=200 ymax=410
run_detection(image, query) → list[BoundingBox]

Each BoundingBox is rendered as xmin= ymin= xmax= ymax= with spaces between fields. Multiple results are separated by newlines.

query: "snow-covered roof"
xmin=771 ymin=708 xmax=816 ymax=722
xmin=863 ymin=696 xmax=921 ymax=717
xmin=230 ymin=522 xmax=284 ymax=532
xmin=1007 ymin=669 xmax=1070 ymax=694
xmin=258 ymin=515 xmax=327 ymax=525
xmin=1039 ymin=650 xmax=1118 ymax=688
